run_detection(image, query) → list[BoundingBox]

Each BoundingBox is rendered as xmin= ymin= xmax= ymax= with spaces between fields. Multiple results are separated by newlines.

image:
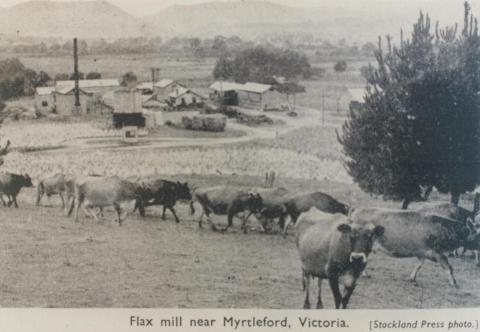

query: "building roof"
xmin=239 ymin=82 xmax=273 ymax=94
xmin=209 ymin=81 xmax=245 ymax=92
xmin=136 ymin=82 xmax=154 ymax=90
xmin=154 ymin=79 xmax=175 ymax=88
xmin=169 ymin=86 xmax=205 ymax=100
xmin=55 ymin=79 xmax=120 ymax=90
xmin=55 ymin=86 xmax=91 ymax=95
xmin=36 ymin=86 xmax=55 ymax=96
xmin=348 ymin=88 xmax=366 ymax=103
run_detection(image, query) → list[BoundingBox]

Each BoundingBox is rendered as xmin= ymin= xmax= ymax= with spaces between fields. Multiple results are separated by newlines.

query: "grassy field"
xmin=0 ymin=175 xmax=479 ymax=309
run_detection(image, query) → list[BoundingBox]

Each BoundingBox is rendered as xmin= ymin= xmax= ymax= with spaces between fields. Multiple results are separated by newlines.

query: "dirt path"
xmin=31 ymin=107 xmax=338 ymax=154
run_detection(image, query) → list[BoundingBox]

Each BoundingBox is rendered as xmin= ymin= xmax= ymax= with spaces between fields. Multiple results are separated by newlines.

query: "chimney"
xmin=73 ymin=38 xmax=80 ymax=109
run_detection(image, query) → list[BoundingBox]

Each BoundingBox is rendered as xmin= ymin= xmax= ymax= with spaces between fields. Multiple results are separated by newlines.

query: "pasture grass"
xmin=0 ymin=178 xmax=478 ymax=308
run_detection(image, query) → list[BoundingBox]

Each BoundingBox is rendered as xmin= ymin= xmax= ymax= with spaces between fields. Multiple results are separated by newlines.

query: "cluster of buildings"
xmin=34 ymin=75 xmax=307 ymax=118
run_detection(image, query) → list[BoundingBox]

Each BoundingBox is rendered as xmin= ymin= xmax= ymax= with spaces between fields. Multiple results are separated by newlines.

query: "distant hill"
xmin=0 ymin=0 xmax=470 ymax=43
xmin=0 ymin=0 xmax=145 ymax=38
xmin=144 ymin=0 xmax=469 ymax=42
xmin=144 ymin=1 xmax=306 ymax=37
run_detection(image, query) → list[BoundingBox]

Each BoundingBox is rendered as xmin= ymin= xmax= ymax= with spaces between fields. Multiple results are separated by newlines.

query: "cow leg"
xmin=59 ymin=193 xmax=65 ymax=210
xmin=438 ymin=254 xmax=457 ymax=287
xmin=221 ymin=212 xmax=234 ymax=233
xmin=328 ymin=275 xmax=342 ymax=309
xmin=241 ymin=213 xmax=250 ymax=234
xmin=7 ymin=195 xmax=13 ymax=207
xmin=424 ymin=251 xmax=457 ymax=287
xmin=74 ymin=194 xmax=83 ymax=222
xmin=409 ymin=257 xmax=425 ymax=283
xmin=303 ymin=273 xmax=311 ymax=309
xmin=161 ymin=206 xmax=167 ymax=220
xmin=66 ymin=197 xmax=75 ymax=217
xmin=114 ymin=203 xmax=124 ymax=225
xmin=316 ymin=278 xmax=324 ymax=309
xmin=475 ymin=250 xmax=480 ymax=267
xmin=0 ymin=195 xmax=6 ymax=207
xmin=341 ymin=285 xmax=356 ymax=309
xmin=12 ymin=195 xmax=18 ymax=208
xmin=168 ymin=206 xmax=180 ymax=223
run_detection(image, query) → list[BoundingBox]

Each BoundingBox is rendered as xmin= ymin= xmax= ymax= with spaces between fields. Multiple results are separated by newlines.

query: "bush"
xmin=334 ymin=60 xmax=348 ymax=73
xmin=202 ymin=105 xmax=239 ymax=118
xmin=236 ymin=112 xmax=273 ymax=126
xmin=181 ymin=114 xmax=226 ymax=132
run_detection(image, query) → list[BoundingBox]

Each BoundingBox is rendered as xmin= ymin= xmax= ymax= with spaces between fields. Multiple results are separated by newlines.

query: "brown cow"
xmin=351 ymin=207 xmax=470 ymax=286
xmin=296 ymin=208 xmax=384 ymax=309
xmin=283 ymin=191 xmax=351 ymax=236
xmin=70 ymin=176 xmax=142 ymax=225
xmin=191 ymin=185 xmax=263 ymax=232
xmin=0 ymin=172 xmax=33 ymax=208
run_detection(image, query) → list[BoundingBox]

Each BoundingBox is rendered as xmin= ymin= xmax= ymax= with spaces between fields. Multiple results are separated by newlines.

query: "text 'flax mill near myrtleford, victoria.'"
xmin=0 ymin=0 xmax=479 ymax=318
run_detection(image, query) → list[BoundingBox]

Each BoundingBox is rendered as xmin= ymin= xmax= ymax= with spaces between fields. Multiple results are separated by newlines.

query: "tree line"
xmin=213 ymin=46 xmax=312 ymax=83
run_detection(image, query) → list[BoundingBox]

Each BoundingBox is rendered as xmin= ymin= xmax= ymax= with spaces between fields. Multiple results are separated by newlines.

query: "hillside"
xmin=0 ymin=0 xmax=145 ymax=38
xmin=0 ymin=0 xmax=471 ymax=42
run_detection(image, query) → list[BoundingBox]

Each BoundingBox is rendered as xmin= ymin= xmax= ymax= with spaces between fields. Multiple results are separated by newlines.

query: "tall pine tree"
xmin=339 ymin=2 xmax=480 ymax=208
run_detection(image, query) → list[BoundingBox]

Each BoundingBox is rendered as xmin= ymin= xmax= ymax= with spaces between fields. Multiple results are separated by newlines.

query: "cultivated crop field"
xmin=1 ymin=175 xmax=480 ymax=309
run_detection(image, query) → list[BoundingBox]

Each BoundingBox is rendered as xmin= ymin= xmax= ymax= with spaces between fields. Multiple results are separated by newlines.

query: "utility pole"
xmin=73 ymin=38 xmax=80 ymax=111
xmin=321 ymin=93 xmax=325 ymax=126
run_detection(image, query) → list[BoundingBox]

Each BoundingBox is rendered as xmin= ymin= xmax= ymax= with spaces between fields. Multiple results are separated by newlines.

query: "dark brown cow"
xmin=191 ymin=185 xmax=263 ymax=232
xmin=351 ymin=207 xmax=470 ymax=286
xmin=133 ymin=179 xmax=192 ymax=223
xmin=283 ymin=191 xmax=351 ymax=236
xmin=0 ymin=172 xmax=33 ymax=208
xmin=251 ymin=187 xmax=290 ymax=232
xmin=296 ymin=208 xmax=384 ymax=309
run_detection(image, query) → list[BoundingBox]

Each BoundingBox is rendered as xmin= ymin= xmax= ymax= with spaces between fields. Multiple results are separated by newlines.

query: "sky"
xmin=0 ymin=0 xmax=470 ymax=18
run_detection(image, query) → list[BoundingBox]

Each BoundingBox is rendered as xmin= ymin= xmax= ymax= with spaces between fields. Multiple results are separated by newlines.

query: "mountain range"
xmin=0 ymin=0 xmax=471 ymax=42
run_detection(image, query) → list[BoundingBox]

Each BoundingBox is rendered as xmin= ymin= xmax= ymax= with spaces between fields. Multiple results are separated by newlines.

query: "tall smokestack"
xmin=73 ymin=38 xmax=80 ymax=108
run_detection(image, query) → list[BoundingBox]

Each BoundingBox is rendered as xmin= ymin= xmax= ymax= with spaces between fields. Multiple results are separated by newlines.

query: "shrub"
xmin=181 ymin=114 xmax=226 ymax=132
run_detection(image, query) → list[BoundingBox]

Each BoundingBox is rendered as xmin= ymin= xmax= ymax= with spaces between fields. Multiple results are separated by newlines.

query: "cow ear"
xmin=373 ymin=225 xmax=385 ymax=237
xmin=337 ymin=224 xmax=351 ymax=233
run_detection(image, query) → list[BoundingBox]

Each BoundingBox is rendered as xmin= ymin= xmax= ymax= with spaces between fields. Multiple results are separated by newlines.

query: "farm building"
xmin=209 ymin=81 xmax=244 ymax=105
xmin=34 ymin=87 xmax=56 ymax=113
xmin=54 ymin=86 xmax=92 ymax=115
xmin=237 ymin=83 xmax=284 ymax=110
xmin=346 ymin=87 xmax=366 ymax=111
xmin=112 ymin=89 xmax=145 ymax=128
xmin=55 ymin=79 xmax=121 ymax=96
xmin=136 ymin=82 xmax=154 ymax=95
xmin=142 ymin=94 xmax=166 ymax=110
xmin=168 ymin=86 xmax=206 ymax=107
xmin=154 ymin=79 xmax=185 ymax=102
xmin=348 ymin=88 xmax=366 ymax=104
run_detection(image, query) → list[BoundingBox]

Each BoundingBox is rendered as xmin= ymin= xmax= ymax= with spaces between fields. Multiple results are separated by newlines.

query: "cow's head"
xmin=23 ymin=174 xmax=33 ymax=188
xmin=337 ymin=223 xmax=384 ymax=270
xmin=175 ymin=181 xmax=192 ymax=201
xmin=247 ymin=193 xmax=263 ymax=213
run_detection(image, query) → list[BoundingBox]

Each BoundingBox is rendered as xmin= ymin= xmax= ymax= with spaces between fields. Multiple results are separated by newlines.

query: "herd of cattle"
xmin=0 ymin=171 xmax=479 ymax=309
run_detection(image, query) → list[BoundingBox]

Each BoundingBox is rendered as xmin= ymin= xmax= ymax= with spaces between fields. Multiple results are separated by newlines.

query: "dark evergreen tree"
xmin=338 ymin=3 xmax=480 ymax=208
